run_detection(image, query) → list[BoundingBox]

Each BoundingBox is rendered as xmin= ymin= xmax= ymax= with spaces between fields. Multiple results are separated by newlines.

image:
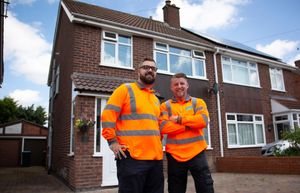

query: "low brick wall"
xmin=216 ymin=156 xmax=300 ymax=175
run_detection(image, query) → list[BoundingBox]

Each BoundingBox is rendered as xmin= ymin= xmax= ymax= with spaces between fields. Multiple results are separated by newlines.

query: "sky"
xmin=1 ymin=0 xmax=300 ymax=115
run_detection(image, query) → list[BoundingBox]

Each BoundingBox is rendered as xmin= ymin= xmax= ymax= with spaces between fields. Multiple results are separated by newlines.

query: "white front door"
xmin=100 ymin=99 xmax=118 ymax=187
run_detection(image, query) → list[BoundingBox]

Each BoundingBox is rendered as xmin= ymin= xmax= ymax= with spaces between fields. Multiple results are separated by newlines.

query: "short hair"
xmin=172 ymin=72 xmax=187 ymax=79
xmin=138 ymin=58 xmax=156 ymax=68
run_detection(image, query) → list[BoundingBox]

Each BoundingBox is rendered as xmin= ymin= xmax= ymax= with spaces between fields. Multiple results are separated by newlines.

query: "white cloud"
xmin=9 ymin=89 xmax=41 ymax=107
xmin=10 ymin=0 xmax=37 ymax=5
xmin=287 ymin=53 xmax=300 ymax=66
xmin=4 ymin=12 xmax=52 ymax=85
xmin=151 ymin=0 xmax=248 ymax=32
xmin=47 ymin=0 xmax=57 ymax=4
xmin=256 ymin=39 xmax=300 ymax=65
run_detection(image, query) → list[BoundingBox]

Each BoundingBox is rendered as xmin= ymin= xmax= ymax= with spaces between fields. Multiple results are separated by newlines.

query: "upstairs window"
xmin=154 ymin=42 xmax=206 ymax=78
xmin=269 ymin=68 xmax=285 ymax=91
xmin=102 ymin=31 xmax=132 ymax=68
xmin=222 ymin=56 xmax=260 ymax=87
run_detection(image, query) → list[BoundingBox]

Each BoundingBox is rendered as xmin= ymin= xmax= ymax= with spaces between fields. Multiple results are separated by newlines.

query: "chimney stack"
xmin=295 ymin=60 xmax=300 ymax=69
xmin=163 ymin=0 xmax=180 ymax=28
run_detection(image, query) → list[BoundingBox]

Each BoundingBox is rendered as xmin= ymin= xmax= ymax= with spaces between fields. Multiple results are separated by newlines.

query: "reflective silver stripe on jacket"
xmin=123 ymin=83 xmax=157 ymax=121
xmin=102 ymin=122 xmax=116 ymax=128
xmin=191 ymin=97 xmax=197 ymax=114
xmin=160 ymin=120 xmax=167 ymax=131
xmin=125 ymin=83 xmax=136 ymax=113
xmin=194 ymin=106 xmax=203 ymax=113
xmin=119 ymin=114 xmax=158 ymax=121
xmin=202 ymin=114 xmax=209 ymax=125
xmin=116 ymin=130 xmax=160 ymax=136
xmin=165 ymin=100 xmax=172 ymax=116
xmin=166 ymin=135 xmax=204 ymax=145
xmin=104 ymin=104 xmax=121 ymax=112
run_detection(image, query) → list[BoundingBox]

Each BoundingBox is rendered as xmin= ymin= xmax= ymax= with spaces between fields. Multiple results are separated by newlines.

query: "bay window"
xmin=226 ymin=113 xmax=265 ymax=148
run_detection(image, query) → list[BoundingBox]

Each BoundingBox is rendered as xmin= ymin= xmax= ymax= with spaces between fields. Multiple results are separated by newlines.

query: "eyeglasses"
xmin=139 ymin=65 xmax=158 ymax=72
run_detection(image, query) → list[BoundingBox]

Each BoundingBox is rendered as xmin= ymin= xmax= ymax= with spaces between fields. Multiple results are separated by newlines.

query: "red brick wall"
xmin=216 ymin=156 xmax=300 ymax=174
xmin=22 ymin=122 xmax=48 ymax=136
xmin=51 ymin=8 xmax=76 ymax=188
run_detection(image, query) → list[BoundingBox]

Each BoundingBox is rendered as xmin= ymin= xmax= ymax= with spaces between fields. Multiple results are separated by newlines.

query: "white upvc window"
xmin=226 ymin=113 xmax=265 ymax=148
xmin=222 ymin=56 xmax=260 ymax=87
xmin=154 ymin=42 xmax=206 ymax=78
xmin=101 ymin=31 xmax=132 ymax=69
xmin=269 ymin=68 xmax=285 ymax=91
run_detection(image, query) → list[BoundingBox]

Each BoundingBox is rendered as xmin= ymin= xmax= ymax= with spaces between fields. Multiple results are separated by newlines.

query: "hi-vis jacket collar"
xmin=135 ymin=81 xmax=155 ymax=93
xmin=171 ymin=95 xmax=191 ymax=103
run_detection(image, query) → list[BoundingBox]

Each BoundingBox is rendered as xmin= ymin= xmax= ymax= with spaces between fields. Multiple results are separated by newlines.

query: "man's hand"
xmin=169 ymin=115 xmax=179 ymax=123
xmin=170 ymin=115 xmax=182 ymax=124
xmin=109 ymin=143 xmax=127 ymax=159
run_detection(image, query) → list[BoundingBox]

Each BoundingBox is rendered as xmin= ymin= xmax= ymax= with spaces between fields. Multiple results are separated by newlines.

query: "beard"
xmin=139 ymin=72 xmax=156 ymax=85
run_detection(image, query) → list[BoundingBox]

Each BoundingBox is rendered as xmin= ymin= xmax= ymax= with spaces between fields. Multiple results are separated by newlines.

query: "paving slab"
xmin=0 ymin=167 xmax=299 ymax=193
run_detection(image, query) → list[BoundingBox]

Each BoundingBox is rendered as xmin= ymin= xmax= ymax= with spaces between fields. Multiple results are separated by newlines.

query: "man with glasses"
xmin=101 ymin=58 xmax=164 ymax=193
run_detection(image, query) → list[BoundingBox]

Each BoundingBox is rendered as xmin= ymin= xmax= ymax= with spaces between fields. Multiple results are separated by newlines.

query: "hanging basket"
xmin=75 ymin=119 xmax=94 ymax=133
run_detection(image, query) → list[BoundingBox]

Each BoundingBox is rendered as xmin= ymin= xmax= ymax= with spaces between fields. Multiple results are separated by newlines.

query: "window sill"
xmin=157 ymin=71 xmax=208 ymax=81
xmin=223 ymin=81 xmax=261 ymax=89
xmin=271 ymin=88 xmax=286 ymax=93
xmin=228 ymin=144 xmax=265 ymax=149
xmin=100 ymin=64 xmax=135 ymax=71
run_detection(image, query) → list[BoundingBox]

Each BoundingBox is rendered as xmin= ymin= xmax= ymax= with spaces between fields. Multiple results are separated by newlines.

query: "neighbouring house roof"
xmin=188 ymin=30 xmax=281 ymax=61
xmin=0 ymin=119 xmax=48 ymax=130
xmin=71 ymin=72 xmax=135 ymax=94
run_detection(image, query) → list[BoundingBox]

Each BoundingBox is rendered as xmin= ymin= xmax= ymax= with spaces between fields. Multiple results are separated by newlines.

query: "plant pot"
xmin=79 ymin=124 xmax=89 ymax=133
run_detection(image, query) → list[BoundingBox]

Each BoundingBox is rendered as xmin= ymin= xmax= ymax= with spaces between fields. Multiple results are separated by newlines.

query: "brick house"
xmin=47 ymin=0 xmax=300 ymax=191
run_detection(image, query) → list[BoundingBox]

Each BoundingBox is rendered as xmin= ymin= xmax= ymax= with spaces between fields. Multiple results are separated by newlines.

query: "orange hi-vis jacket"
xmin=101 ymin=82 xmax=162 ymax=160
xmin=160 ymin=95 xmax=209 ymax=162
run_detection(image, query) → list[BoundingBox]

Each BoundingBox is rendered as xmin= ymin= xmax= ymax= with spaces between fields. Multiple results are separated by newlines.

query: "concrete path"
xmin=0 ymin=167 xmax=299 ymax=193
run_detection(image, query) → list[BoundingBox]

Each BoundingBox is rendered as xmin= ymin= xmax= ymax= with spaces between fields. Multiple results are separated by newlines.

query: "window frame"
xmin=269 ymin=67 xmax=285 ymax=92
xmin=154 ymin=42 xmax=207 ymax=79
xmin=93 ymin=97 xmax=109 ymax=157
xmin=101 ymin=31 xmax=133 ymax=70
xmin=221 ymin=55 xmax=260 ymax=87
xmin=226 ymin=113 xmax=266 ymax=148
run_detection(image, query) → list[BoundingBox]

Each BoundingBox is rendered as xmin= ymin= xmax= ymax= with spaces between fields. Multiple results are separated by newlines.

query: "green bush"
xmin=276 ymin=128 xmax=300 ymax=157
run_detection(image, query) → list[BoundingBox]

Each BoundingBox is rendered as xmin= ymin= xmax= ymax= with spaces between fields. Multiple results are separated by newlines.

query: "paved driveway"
xmin=0 ymin=167 xmax=300 ymax=193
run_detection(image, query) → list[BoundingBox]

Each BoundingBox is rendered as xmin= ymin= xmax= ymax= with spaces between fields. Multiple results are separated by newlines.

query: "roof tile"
xmin=71 ymin=72 xmax=134 ymax=93
xmin=62 ymin=0 xmax=214 ymax=47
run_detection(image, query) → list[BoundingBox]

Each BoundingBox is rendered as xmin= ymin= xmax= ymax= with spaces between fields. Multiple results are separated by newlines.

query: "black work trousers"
xmin=167 ymin=151 xmax=214 ymax=193
xmin=116 ymin=152 xmax=164 ymax=193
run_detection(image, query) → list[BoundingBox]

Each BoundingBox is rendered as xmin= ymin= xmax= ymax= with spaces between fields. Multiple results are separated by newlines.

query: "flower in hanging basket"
xmin=75 ymin=118 xmax=95 ymax=132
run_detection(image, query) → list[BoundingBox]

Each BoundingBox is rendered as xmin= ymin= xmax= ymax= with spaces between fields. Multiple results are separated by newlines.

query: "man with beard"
xmin=160 ymin=73 xmax=214 ymax=193
xmin=101 ymin=58 xmax=164 ymax=193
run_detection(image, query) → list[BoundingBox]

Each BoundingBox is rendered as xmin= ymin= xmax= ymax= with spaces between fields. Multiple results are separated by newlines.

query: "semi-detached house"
xmin=47 ymin=0 xmax=300 ymax=191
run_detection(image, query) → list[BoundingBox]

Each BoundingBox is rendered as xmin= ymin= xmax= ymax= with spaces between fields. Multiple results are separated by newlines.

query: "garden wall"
xmin=216 ymin=156 xmax=300 ymax=175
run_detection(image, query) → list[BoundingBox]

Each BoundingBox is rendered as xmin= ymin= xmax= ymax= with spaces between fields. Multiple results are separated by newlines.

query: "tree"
xmin=0 ymin=97 xmax=47 ymax=125
xmin=0 ymin=97 xmax=18 ymax=124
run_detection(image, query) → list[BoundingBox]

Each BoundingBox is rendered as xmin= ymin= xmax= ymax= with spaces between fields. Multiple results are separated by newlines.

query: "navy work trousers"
xmin=167 ymin=151 xmax=214 ymax=193
xmin=116 ymin=152 xmax=164 ymax=193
